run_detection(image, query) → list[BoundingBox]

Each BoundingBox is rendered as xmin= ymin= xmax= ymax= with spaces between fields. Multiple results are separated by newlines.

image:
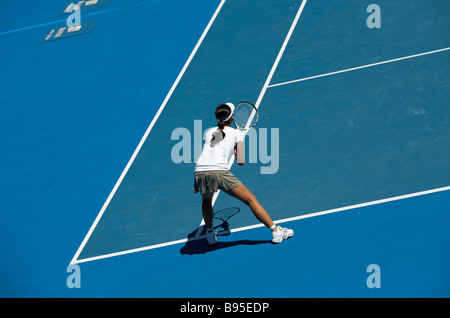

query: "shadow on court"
xmin=180 ymin=237 xmax=272 ymax=255
xmin=180 ymin=207 xmax=271 ymax=255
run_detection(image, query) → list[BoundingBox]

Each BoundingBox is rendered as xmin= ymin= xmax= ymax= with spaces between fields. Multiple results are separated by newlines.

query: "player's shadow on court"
xmin=180 ymin=207 xmax=272 ymax=255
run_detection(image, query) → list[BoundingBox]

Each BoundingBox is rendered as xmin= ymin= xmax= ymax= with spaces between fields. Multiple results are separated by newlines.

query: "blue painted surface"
xmin=0 ymin=0 xmax=221 ymax=297
xmin=68 ymin=190 xmax=450 ymax=297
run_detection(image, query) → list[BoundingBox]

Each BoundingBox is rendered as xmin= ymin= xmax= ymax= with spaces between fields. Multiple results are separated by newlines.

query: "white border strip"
xmin=70 ymin=0 xmax=227 ymax=265
xmin=73 ymin=185 xmax=450 ymax=264
xmin=268 ymin=47 xmax=450 ymax=88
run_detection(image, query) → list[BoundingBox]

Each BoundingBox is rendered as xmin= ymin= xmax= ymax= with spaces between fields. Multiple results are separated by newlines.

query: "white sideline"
xmin=73 ymin=186 xmax=450 ymax=264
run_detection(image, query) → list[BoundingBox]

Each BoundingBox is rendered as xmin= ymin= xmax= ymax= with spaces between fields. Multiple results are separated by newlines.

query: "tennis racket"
xmin=233 ymin=100 xmax=258 ymax=132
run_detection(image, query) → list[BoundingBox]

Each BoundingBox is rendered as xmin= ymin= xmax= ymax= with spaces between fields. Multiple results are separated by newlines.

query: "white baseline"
xmin=73 ymin=185 xmax=450 ymax=264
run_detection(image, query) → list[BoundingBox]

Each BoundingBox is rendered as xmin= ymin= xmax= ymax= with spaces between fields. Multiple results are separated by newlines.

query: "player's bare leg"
xmin=201 ymin=192 xmax=214 ymax=229
xmin=224 ymin=184 xmax=274 ymax=228
xmin=225 ymin=184 xmax=294 ymax=243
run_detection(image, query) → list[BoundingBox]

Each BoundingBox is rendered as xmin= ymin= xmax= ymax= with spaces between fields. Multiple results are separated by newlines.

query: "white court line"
xmin=194 ymin=0 xmax=308 ymax=238
xmin=268 ymin=47 xmax=450 ymax=88
xmin=70 ymin=0 xmax=227 ymax=265
xmin=72 ymin=185 xmax=450 ymax=264
xmin=254 ymin=0 xmax=308 ymax=108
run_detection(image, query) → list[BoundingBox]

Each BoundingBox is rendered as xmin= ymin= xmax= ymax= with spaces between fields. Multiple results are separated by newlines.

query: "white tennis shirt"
xmin=195 ymin=126 xmax=243 ymax=172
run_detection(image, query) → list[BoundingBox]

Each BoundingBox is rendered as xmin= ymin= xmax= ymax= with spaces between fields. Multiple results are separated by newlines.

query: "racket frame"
xmin=233 ymin=100 xmax=259 ymax=132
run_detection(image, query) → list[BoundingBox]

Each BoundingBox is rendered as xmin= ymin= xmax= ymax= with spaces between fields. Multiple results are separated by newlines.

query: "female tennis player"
xmin=194 ymin=102 xmax=293 ymax=245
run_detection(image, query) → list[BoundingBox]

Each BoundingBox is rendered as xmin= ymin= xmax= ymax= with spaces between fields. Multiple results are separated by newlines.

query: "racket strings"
xmin=233 ymin=101 xmax=258 ymax=131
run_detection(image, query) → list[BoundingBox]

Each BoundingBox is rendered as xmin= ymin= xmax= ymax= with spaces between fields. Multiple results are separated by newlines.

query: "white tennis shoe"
xmin=272 ymin=226 xmax=294 ymax=243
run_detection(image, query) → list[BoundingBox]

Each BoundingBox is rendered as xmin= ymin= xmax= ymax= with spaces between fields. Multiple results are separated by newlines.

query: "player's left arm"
xmin=235 ymin=141 xmax=244 ymax=165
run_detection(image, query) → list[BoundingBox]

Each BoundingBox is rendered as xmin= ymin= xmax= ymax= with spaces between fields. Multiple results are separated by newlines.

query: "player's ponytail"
xmin=217 ymin=119 xmax=226 ymax=131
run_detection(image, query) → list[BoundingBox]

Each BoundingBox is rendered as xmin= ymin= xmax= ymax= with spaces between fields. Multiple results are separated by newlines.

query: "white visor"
xmin=220 ymin=102 xmax=235 ymax=122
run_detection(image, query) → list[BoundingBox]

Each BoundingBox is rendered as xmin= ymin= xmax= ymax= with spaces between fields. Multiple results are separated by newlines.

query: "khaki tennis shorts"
xmin=193 ymin=170 xmax=242 ymax=194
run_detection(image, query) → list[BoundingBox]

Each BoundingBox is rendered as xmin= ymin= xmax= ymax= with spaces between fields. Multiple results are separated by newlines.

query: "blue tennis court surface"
xmin=1 ymin=0 xmax=449 ymax=298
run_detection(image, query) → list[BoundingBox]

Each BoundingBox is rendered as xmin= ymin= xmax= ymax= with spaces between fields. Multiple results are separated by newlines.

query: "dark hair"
xmin=211 ymin=104 xmax=232 ymax=146
xmin=215 ymin=104 xmax=232 ymax=130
